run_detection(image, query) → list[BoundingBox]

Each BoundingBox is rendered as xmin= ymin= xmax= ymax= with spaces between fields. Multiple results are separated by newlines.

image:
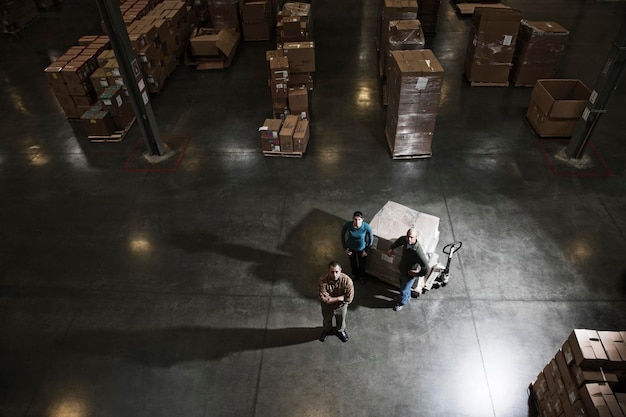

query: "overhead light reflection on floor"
xmin=355 ymin=85 xmax=373 ymax=109
xmin=49 ymin=397 xmax=89 ymax=417
xmin=130 ymin=237 xmax=152 ymax=253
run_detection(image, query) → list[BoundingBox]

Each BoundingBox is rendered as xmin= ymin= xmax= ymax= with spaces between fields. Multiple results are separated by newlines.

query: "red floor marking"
xmin=535 ymin=138 xmax=613 ymax=177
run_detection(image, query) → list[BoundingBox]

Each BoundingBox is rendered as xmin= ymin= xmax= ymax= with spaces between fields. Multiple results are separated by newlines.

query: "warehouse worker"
xmin=318 ymin=261 xmax=354 ymax=343
xmin=340 ymin=211 xmax=373 ymax=284
xmin=386 ymin=228 xmax=429 ymax=312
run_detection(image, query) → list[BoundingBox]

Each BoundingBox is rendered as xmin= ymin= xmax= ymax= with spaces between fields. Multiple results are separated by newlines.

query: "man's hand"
xmin=408 ymin=268 xmax=421 ymax=277
xmin=386 ymin=249 xmax=393 ymax=257
xmin=321 ymin=291 xmax=331 ymax=303
xmin=361 ymin=251 xmax=368 ymax=257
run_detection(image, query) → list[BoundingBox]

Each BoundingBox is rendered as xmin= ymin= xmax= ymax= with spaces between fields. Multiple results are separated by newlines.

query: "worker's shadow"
xmin=57 ymin=326 xmax=322 ymax=367
xmin=168 ymin=208 xmax=393 ymax=309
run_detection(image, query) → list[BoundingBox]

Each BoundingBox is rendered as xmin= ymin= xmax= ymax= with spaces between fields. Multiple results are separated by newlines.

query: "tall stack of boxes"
xmin=464 ymin=7 xmax=522 ymax=85
xmin=510 ymin=20 xmax=569 ymax=87
xmin=385 ymin=49 xmax=444 ymax=158
xmin=207 ymin=0 xmax=241 ymax=32
xmin=526 ymin=78 xmax=591 ymax=137
xmin=378 ymin=0 xmax=418 ymax=78
xmin=240 ymin=0 xmax=273 ymax=41
xmin=44 ymin=37 xmax=110 ymax=119
xmin=530 ymin=329 xmax=626 ymax=417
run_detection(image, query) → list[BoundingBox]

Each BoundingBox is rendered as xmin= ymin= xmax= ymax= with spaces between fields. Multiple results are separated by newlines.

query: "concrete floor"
xmin=1 ymin=0 xmax=626 ymax=416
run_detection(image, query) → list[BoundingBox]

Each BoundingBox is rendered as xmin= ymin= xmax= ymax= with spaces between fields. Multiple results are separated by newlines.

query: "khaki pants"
xmin=321 ymin=303 xmax=348 ymax=333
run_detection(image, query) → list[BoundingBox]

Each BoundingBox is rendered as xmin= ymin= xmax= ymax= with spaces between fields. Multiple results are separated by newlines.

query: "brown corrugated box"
xmin=279 ymin=114 xmax=299 ymax=152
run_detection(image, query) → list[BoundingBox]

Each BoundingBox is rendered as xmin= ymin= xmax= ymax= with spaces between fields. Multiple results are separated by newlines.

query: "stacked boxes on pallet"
xmin=526 ymin=79 xmax=591 ymax=137
xmin=530 ymin=329 xmax=626 ymax=417
xmin=260 ymin=1 xmax=312 ymax=155
xmin=378 ymin=0 xmax=418 ymax=78
xmin=44 ymin=36 xmax=110 ymax=119
xmin=510 ymin=20 xmax=569 ymax=87
xmin=0 ymin=0 xmax=38 ymax=33
xmin=366 ymin=201 xmax=440 ymax=291
xmin=464 ymin=7 xmax=522 ymax=85
xmin=380 ymin=19 xmax=425 ymax=83
xmin=240 ymin=0 xmax=274 ymax=41
xmin=385 ymin=49 xmax=443 ymax=158
xmin=207 ymin=0 xmax=241 ymax=32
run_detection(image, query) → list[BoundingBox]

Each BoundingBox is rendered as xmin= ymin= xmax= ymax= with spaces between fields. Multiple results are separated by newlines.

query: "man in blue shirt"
xmin=340 ymin=211 xmax=374 ymax=284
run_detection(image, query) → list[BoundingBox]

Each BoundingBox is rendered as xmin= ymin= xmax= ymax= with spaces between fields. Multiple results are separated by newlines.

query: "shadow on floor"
xmin=58 ymin=326 xmax=322 ymax=366
xmin=168 ymin=208 xmax=400 ymax=309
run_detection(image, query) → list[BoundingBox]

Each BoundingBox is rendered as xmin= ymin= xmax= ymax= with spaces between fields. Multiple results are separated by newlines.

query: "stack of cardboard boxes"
xmin=464 ymin=7 xmax=522 ymax=85
xmin=258 ymin=115 xmax=310 ymax=154
xmin=276 ymin=1 xmax=311 ymax=43
xmin=385 ymin=49 xmax=444 ymax=158
xmin=526 ymin=79 xmax=591 ymax=137
xmin=44 ymin=36 xmax=111 ymax=119
xmin=187 ymin=27 xmax=240 ymax=69
xmin=530 ymin=329 xmax=626 ymax=417
xmin=511 ymin=20 xmax=569 ymax=87
xmin=378 ymin=0 xmax=418 ymax=78
xmin=240 ymin=0 xmax=273 ymax=41
xmin=80 ymin=85 xmax=136 ymax=138
xmin=207 ymin=0 xmax=241 ymax=32
xmin=366 ymin=201 xmax=441 ymax=291
xmin=260 ymin=1 xmax=313 ymax=155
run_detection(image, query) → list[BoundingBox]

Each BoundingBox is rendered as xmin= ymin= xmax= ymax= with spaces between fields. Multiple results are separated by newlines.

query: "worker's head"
xmin=406 ymin=228 xmax=419 ymax=245
xmin=328 ymin=261 xmax=342 ymax=280
xmin=352 ymin=211 xmax=363 ymax=227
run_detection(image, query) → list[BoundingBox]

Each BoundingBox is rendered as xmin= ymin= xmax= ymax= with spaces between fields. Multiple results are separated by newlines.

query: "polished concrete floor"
xmin=2 ymin=0 xmax=626 ymax=416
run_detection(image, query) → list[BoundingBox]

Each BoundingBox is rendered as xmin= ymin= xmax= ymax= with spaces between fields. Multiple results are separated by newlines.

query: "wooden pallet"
xmin=513 ymin=82 xmax=536 ymax=88
xmin=262 ymin=150 xmax=305 ymax=158
xmin=391 ymin=152 xmax=433 ymax=160
xmin=453 ymin=2 xmax=509 ymax=15
xmin=88 ymin=117 xmax=136 ymax=143
xmin=470 ymin=80 xmax=510 ymax=87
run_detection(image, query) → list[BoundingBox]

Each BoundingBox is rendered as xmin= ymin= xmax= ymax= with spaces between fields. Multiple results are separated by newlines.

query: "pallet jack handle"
xmin=442 ymin=241 xmax=462 ymax=274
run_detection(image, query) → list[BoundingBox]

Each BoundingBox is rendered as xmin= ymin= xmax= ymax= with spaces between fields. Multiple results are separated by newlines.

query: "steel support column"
xmin=565 ymin=22 xmax=626 ymax=159
xmin=95 ymin=0 xmax=165 ymax=156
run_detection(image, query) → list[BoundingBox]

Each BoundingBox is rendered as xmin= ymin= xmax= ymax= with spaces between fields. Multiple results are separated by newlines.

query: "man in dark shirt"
xmin=318 ymin=261 xmax=354 ymax=342
xmin=386 ymin=228 xmax=429 ymax=311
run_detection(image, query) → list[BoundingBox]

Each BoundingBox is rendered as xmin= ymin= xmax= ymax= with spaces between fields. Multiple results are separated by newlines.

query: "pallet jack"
xmin=417 ymin=241 xmax=463 ymax=295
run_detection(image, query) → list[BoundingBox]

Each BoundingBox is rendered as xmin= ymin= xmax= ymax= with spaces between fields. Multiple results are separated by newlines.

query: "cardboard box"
xmin=366 ymin=201 xmax=440 ymax=289
xmin=526 ymin=99 xmax=579 ymax=138
xmin=531 ymin=79 xmax=590 ymax=119
xmin=282 ymin=42 xmax=315 ymax=73
xmin=292 ymin=118 xmax=309 ymax=152
xmin=278 ymin=114 xmax=299 ymax=152
xmin=556 ymin=350 xmax=580 ymax=405
xmin=288 ymin=86 xmax=308 ymax=113
xmin=598 ymin=331 xmax=626 ymax=369
xmin=526 ymin=79 xmax=591 ymax=137
xmin=242 ymin=21 xmax=273 ymax=41
xmin=380 ymin=19 xmax=425 ymax=77
xmin=80 ymin=109 xmax=117 ymax=136
xmin=511 ymin=20 xmax=569 ymax=85
xmin=580 ymin=383 xmax=625 ymax=417
xmin=260 ymin=119 xmax=283 ymax=151
xmin=187 ymin=27 xmax=240 ymax=69
xmin=567 ymin=329 xmax=608 ymax=368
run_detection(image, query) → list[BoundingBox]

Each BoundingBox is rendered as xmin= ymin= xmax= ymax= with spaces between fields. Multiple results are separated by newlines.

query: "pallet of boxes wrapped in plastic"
xmin=385 ymin=49 xmax=443 ymax=159
xmin=366 ymin=201 xmax=440 ymax=294
xmin=511 ymin=20 xmax=569 ymax=87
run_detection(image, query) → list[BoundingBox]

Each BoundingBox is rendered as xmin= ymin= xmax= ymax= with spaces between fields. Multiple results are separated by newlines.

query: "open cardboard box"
xmin=185 ymin=27 xmax=240 ymax=70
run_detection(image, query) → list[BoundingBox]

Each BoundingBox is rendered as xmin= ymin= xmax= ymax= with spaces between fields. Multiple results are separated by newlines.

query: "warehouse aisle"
xmin=1 ymin=0 xmax=626 ymax=416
